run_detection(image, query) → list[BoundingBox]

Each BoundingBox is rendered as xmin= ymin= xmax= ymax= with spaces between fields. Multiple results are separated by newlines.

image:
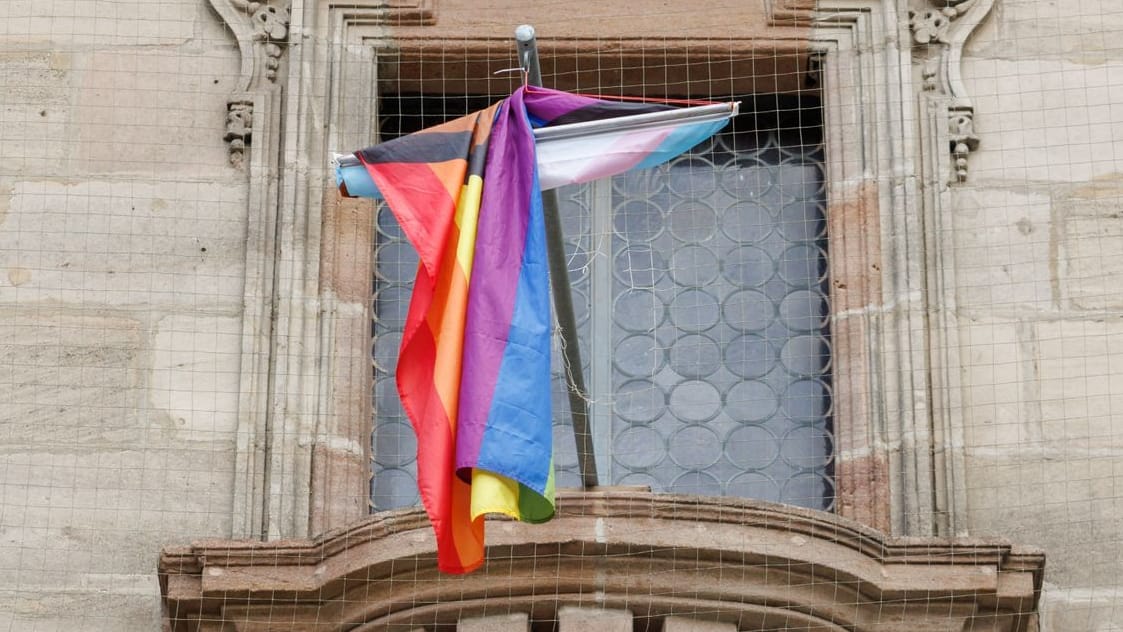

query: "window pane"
xmin=370 ymin=94 xmax=833 ymax=512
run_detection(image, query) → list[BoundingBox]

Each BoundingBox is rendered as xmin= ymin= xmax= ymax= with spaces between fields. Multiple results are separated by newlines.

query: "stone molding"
xmin=160 ymin=491 xmax=1045 ymax=631
xmin=908 ymin=0 xmax=997 ymax=182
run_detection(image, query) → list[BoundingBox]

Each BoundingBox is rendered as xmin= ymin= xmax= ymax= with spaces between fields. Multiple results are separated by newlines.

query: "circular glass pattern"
xmin=376 ymin=208 xmax=406 ymax=239
xmin=777 ymin=244 xmax=829 ymax=287
xmin=668 ymin=201 xmax=718 ymax=243
xmin=670 ymin=471 xmax=723 ymax=496
xmin=780 ymin=424 xmax=835 ymax=470
xmin=614 ymin=288 xmax=666 ymax=331
xmin=565 ymin=241 xmax=591 ymax=283
xmin=781 ymin=378 xmax=833 ymax=422
xmin=614 ymin=199 xmax=665 ymax=242
xmin=558 ymin=192 xmax=591 ymax=236
xmin=778 ymin=289 xmax=830 ymax=333
xmin=669 ymin=288 xmax=721 ymax=332
xmin=372 ymin=331 xmax=402 ymax=375
xmin=373 ymin=421 xmax=417 ymax=468
xmin=781 ymin=473 xmax=835 ymax=511
xmin=780 ymin=335 xmax=831 ymax=376
xmin=618 ymin=471 xmax=663 ymax=491
xmin=726 ymin=472 xmax=780 ymax=501
xmin=371 ymin=468 xmax=420 ymax=510
xmin=614 ymin=334 xmax=665 ymax=377
xmin=775 ymin=162 xmax=826 ymax=202
xmin=375 ymin=241 xmax=419 ymax=283
xmin=724 ymin=334 xmax=777 ymax=380
xmin=720 ymin=164 xmax=773 ymax=200
xmin=613 ymin=425 xmax=667 ymax=469
xmin=373 ymin=285 xmax=411 ymax=328
xmin=725 ymin=380 xmax=779 ymax=423
xmin=613 ymin=378 xmax=666 ymax=424
xmin=722 ymin=289 xmax=774 ymax=332
xmin=612 ymin=166 xmax=668 ymax=198
xmin=668 ymin=424 xmax=723 ymax=469
xmin=552 ymin=421 xmax=580 ymax=469
xmin=668 ymin=380 xmax=722 ymax=423
xmin=721 ymin=245 xmax=774 ymax=287
xmin=668 ymin=333 xmax=721 ymax=379
xmin=776 ymin=200 xmax=827 ymax=241
xmin=667 ymin=157 xmax=719 ymax=196
xmin=669 ymin=245 xmax=720 ymax=287
xmin=614 ymin=244 xmax=667 ymax=288
xmin=725 ymin=424 xmax=780 ymax=470
xmin=721 ymin=200 xmax=773 ymax=243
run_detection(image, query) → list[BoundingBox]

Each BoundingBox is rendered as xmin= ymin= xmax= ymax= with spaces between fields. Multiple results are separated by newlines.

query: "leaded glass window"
xmin=371 ymin=95 xmax=833 ymax=512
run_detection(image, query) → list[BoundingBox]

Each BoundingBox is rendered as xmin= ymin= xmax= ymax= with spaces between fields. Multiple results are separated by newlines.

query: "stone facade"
xmin=1 ymin=0 xmax=1122 ymax=630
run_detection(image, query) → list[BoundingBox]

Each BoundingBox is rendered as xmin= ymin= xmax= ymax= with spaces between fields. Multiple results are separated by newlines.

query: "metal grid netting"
xmin=370 ymin=95 xmax=832 ymax=512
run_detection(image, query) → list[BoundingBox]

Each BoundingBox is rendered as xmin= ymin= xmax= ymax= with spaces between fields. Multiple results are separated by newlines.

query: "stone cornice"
xmin=161 ymin=491 xmax=1045 ymax=631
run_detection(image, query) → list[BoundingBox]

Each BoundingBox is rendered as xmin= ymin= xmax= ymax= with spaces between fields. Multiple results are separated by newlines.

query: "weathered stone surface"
xmin=0 ymin=310 xmax=144 ymax=446
xmin=0 ymin=446 xmax=235 ymax=577
xmin=73 ymin=47 xmax=238 ymax=176
xmin=959 ymin=317 xmax=1038 ymax=449
xmin=458 ymin=613 xmax=529 ymax=632
xmin=965 ymin=452 xmax=1121 ymax=588
xmin=663 ymin=616 xmax=738 ymax=632
xmin=1042 ymin=588 xmax=1123 ymax=632
xmin=558 ymin=607 xmax=633 ymax=632
xmin=951 ymin=188 xmax=1054 ymax=314
xmin=0 ymin=180 xmax=246 ymax=306
xmin=1035 ymin=319 xmax=1123 ymax=448
xmin=0 ymin=589 xmax=160 ymax=632
xmin=1060 ymin=192 xmax=1123 ymax=310
xmin=150 ymin=314 xmax=241 ymax=443
xmin=0 ymin=50 xmax=74 ymax=175
xmin=0 ymin=0 xmax=198 ymax=47
xmin=967 ymin=0 xmax=1123 ymax=61
xmin=966 ymin=58 xmax=1123 ymax=183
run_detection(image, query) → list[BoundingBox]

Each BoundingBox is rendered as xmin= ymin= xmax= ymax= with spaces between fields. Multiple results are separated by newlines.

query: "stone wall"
xmin=0 ymin=2 xmax=244 ymax=629
xmin=960 ymin=0 xmax=1123 ymax=629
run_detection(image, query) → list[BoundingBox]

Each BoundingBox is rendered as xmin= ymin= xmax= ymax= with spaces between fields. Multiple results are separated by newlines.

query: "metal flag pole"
xmin=515 ymin=24 xmax=599 ymax=490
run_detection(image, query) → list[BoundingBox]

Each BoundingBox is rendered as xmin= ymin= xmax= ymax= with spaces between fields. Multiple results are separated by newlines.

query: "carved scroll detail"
xmin=208 ymin=0 xmax=291 ymax=167
xmin=909 ymin=0 xmax=995 ymax=182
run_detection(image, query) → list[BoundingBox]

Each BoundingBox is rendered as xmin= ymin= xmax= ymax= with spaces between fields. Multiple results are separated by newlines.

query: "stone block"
xmin=1035 ymin=319 xmax=1123 ymax=448
xmin=0 ymin=180 xmax=246 ymax=307
xmin=73 ymin=47 xmax=238 ymax=176
xmin=950 ymin=188 xmax=1054 ymax=314
xmin=958 ymin=317 xmax=1039 ymax=449
xmin=663 ymin=616 xmax=738 ymax=632
xmin=1059 ymin=192 xmax=1123 ymax=310
xmin=558 ymin=606 xmax=633 ymax=632
xmin=0 ymin=0 xmax=197 ymax=48
xmin=0 ymin=310 xmax=144 ymax=447
xmin=965 ymin=452 xmax=1123 ymax=588
xmin=1041 ymin=588 xmax=1123 ymax=632
xmin=967 ymin=0 xmax=1123 ymax=61
xmin=0 ymin=588 xmax=160 ymax=632
xmin=965 ymin=58 xmax=1123 ymax=183
xmin=457 ymin=613 xmax=529 ymax=632
xmin=0 ymin=50 xmax=75 ymax=175
xmin=0 ymin=445 xmax=235 ymax=577
xmin=150 ymin=314 xmax=241 ymax=442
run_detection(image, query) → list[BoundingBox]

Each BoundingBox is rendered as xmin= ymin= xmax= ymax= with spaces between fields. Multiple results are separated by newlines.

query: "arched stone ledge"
xmin=160 ymin=490 xmax=1044 ymax=631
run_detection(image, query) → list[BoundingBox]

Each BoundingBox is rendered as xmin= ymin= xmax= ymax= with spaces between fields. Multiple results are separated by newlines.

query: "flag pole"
xmin=515 ymin=25 xmax=599 ymax=490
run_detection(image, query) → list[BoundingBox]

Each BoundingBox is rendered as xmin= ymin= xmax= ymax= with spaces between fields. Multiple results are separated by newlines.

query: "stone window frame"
xmin=159 ymin=0 xmax=1051 ymax=629
xmin=206 ymin=0 xmax=990 ymax=544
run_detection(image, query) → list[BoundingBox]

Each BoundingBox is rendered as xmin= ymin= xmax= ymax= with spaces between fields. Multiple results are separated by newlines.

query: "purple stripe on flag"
xmin=454 ymin=88 xmax=539 ymax=471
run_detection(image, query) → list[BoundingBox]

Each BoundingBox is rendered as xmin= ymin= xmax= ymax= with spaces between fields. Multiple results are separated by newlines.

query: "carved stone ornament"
xmin=209 ymin=0 xmax=291 ymax=167
xmin=223 ymin=100 xmax=254 ymax=169
xmin=909 ymin=0 xmax=995 ymax=182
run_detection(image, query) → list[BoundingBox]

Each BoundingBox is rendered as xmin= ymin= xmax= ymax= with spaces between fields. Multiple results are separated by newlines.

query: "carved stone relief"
xmin=909 ymin=0 xmax=995 ymax=182
xmin=210 ymin=0 xmax=291 ymax=167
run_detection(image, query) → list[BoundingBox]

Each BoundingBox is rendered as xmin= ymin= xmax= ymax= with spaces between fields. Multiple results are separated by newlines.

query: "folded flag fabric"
xmin=341 ymin=85 xmax=734 ymax=573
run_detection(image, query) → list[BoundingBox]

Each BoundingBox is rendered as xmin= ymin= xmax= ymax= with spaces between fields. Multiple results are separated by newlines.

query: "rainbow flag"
xmin=341 ymin=86 xmax=734 ymax=573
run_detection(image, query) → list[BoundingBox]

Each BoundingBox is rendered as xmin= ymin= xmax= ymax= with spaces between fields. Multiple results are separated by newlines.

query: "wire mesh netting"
xmin=2 ymin=0 xmax=1123 ymax=630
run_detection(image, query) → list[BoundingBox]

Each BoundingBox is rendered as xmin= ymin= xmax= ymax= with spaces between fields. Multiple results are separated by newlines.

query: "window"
xmin=370 ymin=94 xmax=832 ymax=513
